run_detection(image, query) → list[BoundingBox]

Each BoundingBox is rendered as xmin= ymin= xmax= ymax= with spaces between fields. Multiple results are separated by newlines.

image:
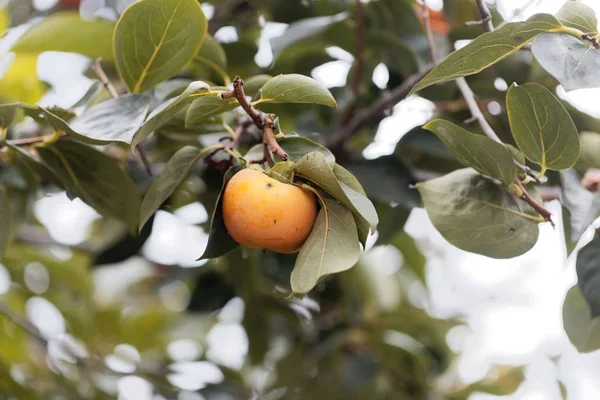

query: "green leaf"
xmin=556 ymin=1 xmax=598 ymax=35
xmin=578 ymin=131 xmax=600 ymax=168
xmin=575 ymin=232 xmax=600 ymax=317
xmin=409 ymin=14 xmax=563 ymax=95
xmin=244 ymin=136 xmax=336 ymax=166
xmin=295 ymin=152 xmax=378 ymax=239
xmin=560 ymin=169 xmax=600 ymax=251
xmin=291 ymin=198 xmax=360 ymax=293
xmin=346 ymin=156 xmax=421 ymax=208
xmin=200 ymin=166 xmax=241 ymax=260
xmin=256 ymin=74 xmax=337 ymax=107
xmin=132 ymin=81 xmax=212 ymax=150
xmin=505 ymin=144 xmax=526 ymax=166
xmin=332 ymin=164 xmax=366 ymax=195
xmin=416 ymin=168 xmax=541 ymax=259
xmin=531 ymin=33 xmax=600 ymax=92
xmin=185 ymin=95 xmax=238 ymax=126
xmin=244 ymin=74 xmax=273 ymax=97
xmin=270 ymin=12 xmax=349 ymax=58
xmin=67 ymin=94 xmax=151 ymax=144
xmin=6 ymin=144 xmax=60 ymax=186
xmin=140 ymin=146 xmax=202 ymax=231
xmin=423 ymin=119 xmax=517 ymax=185
xmin=114 ymin=0 xmax=207 ymax=93
xmin=35 ymin=107 xmax=107 ymax=145
xmin=0 ymin=186 xmax=11 ymax=261
xmin=0 ymin=103 xmax=18 ymax=129
xmin=563 ymin=284 xmax=600 ymax=353
xmin=37 ymin=141 xmax=141 ymax=232
xmin=396 ymin=126 xmax=464 ymax=174
xmin=194 ymin=34 xmax=228 ymax=84
xmin=11 ymin=12 xmax=114 ymax=60
xmin=267 ymin=161 xmax=296 ymax=184
xmin=507 ymin=83 xmax=579 ymax=172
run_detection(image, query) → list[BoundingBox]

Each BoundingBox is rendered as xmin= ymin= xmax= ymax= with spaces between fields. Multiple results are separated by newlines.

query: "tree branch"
xmin=92 ymin=58 xmax=153 ymax=176
xmin=327 ymin=65 xmax=434 ymax=150
xmin=263 ymin=114 xmax=287 ymax=166
xmin=465 ymin=0 xmax=494 ymax=32
xmin=514 ymin=179 xmax=554 ymax=227
xmin=90 ymin=58 xmax=120 ymax=100
xmin=219 ymin=76 xmax=288 ymax=162
xmin=421 ymin=0 xmax=439 ymax=63
xmin=219 ymin=76 xmax=264 ymax=128
xmin=456 ymin=4 xmax=554 ymax=225
xmin=350 ymin=0 xmax=366 ymax=94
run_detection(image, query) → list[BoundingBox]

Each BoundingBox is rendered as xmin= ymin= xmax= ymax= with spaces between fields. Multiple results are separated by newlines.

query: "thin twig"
xmin=218 ymin=76 xmax=264 ymax=128
xmin=465 ymin=0 xmax=494 ymax=32
xmin=90 ymin=58 xmax=120 ymax=100
xmin=350 ymin=0 xmax=366 ymax=94
xmin=421 ymin=0 xmax=439 ymax=63
xmin=459 ymin=2 xmax=553 ymax=225
xmin=514 ymin=179 xmax=554 ymax=226
xmin=219 ymin=76 xmax=288 ymax=162
xmin=137 ymin=148 xmax=153 ymax=176
xmin=582 ymin=33 xmax=600 ymax=49
xmin=263 ymin=114 xmax=286 ymax=166
xmin=454 ymin=78 xmax=539 ymax=182
xmin=225 ymin=118 xmax=252 ymax=150
xmin=327 ymin=65 xmax=434 ymax=150
xmin=92 ymin=58 xmax=153 ymax=176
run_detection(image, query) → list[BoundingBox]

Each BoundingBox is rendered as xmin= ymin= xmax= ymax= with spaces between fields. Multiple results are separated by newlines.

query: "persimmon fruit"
xmin=222 ymin=168 xmax=318 ymax=253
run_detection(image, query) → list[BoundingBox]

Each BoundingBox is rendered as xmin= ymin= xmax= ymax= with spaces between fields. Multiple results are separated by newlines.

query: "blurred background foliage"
xmin=0 ymin=0 xmax=569 ymax=398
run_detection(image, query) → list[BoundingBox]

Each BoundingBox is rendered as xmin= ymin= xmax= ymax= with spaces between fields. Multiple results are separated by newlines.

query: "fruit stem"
xmin=218 ymin=76 xmax=289 ymax=167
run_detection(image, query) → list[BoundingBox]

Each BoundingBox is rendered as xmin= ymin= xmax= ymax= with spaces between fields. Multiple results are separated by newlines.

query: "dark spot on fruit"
xmin=266 ymin=183 xmax=273 ymax=189
xmin=509 ymin=228 xmax=515 ymax=234
xmin=273 ymin=219 xmax=277 ymax=225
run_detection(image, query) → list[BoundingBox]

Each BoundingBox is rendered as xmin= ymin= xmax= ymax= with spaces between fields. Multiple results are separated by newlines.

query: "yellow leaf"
xmin=0 ymin=54 xmax=46 ymax=103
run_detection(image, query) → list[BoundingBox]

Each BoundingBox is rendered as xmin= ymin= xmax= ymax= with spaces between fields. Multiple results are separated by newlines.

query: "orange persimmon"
xmin=222 ymin=168 xmax=318 ymax=253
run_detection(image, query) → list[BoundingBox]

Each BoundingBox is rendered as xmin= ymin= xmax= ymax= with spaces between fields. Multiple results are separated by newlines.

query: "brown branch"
xmin=219 ymin=77 xmax=288 ymax=163
xmin=350 ymin=0 xmax=366 ymax=94
xmin=455 ymin=77 xmax=539 ymax=182
xmin=225 ymin=118 xmax=253 ymax=150
xmin=263 ymin=115 xmax=287 ymax=166
xmin=91 ymin=58 xmax=120 ymax=100
xmin=514 ymin=179 xmax=554 ymax=227
xmin=582 ymin=33 xmax=600 ymax=49
xmin=219 ymin=76 xmax=264 ymax=128
xmin=453 ymin=47 xmax=553 ymax=223
xmin=466 ymin=0 xmax=494 ymax=32
xmin=327 ymin=65 xmax=434 ymax=150
xmin=137 ymin=147 xmax=153 ymax=176
xmin=582 ymin=168 xmax=600 ymax=192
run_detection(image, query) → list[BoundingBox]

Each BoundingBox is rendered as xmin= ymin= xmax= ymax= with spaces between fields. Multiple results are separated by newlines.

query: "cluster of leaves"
xmin=4 ymin=0 xmax=600 ymax=397
xmin=0 ymin=0 xmax=478 ymax=398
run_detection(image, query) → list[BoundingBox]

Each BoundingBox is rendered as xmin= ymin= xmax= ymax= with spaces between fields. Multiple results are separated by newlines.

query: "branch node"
xmin=263 ymin=114 xmax=288 ymax=165
xmin=582 ymin=33 xmax=600 ymax=49
xmin=465 ymin=15 xmax=491 ymax=27
xmin=514 ymin=179 xmax=554 ymax=227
